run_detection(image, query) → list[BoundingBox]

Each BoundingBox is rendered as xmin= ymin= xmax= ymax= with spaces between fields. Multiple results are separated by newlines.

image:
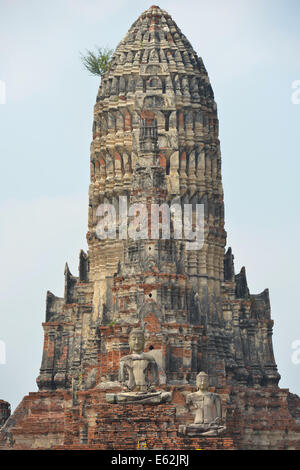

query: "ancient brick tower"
xmin=1 ymin=6 xmax=300 ymax=450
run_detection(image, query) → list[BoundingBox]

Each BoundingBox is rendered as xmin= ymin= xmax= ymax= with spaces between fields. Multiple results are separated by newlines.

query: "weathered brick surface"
xmin=1 ymin=5 xmax=300 ymax=450
xmin=1 ymin=386 xmax=300 ymax=450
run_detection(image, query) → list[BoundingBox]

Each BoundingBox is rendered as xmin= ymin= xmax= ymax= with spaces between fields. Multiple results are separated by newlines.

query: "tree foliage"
xmin=80 ymin=46 xmax=113 ymax=77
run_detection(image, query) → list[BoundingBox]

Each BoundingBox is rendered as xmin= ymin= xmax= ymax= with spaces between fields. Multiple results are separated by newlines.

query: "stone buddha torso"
xmin=187 ymin=391 xmax=221 ymax=424
xmin=120 ymin=352 xmax=158 ymax=392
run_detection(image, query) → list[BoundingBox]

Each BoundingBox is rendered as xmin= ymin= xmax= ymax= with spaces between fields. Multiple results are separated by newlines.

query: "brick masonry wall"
xmin=1 ymin=386 xmax=300 ymax=450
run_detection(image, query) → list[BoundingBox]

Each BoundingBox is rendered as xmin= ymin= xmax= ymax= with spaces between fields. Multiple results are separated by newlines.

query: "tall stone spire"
xmin=2 ymin=6 xmax=300 ymax=451
xmin=34 ymin=4 xmax=280 ymax=392
xmin=86 ymin=4 xmax=226 ymax=385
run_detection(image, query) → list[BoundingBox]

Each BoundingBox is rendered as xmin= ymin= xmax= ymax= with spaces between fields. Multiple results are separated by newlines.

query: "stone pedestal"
xmin=106 ymin=390 xmax=172 ymax=404
xmin=179 ymin=423 xmax=226 ymax=437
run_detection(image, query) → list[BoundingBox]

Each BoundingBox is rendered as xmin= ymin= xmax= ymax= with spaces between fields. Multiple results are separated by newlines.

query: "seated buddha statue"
xmin=106 ymin=328 xmax=171 ymax=404
xmin=179 ymin=371 xmax=226 ymax=436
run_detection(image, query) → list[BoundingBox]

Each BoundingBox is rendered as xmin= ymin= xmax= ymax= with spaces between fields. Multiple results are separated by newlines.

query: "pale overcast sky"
xmin=0 ymin=0 xmax=300 ymax=411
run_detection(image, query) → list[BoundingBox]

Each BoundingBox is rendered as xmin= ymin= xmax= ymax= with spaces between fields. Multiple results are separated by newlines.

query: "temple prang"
xmin=1 ymin=5 xmax=300 ymax=450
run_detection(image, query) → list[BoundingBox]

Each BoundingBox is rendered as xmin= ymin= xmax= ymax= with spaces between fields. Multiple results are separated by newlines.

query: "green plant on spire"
xmin=80 ymin=46 xmax=113 ymax=76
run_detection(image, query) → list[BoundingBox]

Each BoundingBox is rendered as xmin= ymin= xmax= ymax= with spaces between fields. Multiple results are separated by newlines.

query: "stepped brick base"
xmin=1 ymin=386 xmax=300 ymax=450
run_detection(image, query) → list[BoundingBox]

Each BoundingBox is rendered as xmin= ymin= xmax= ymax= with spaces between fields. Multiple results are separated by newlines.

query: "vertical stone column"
xmin=0 ymin=401 xmax=10 ymax=428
